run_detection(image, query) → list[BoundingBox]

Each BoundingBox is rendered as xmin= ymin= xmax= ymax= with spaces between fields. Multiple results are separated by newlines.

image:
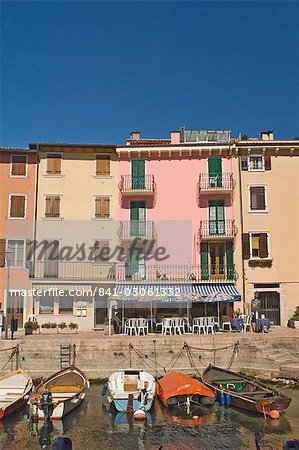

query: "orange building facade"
xmin=0 ymin=147 xmax=37 ymax=326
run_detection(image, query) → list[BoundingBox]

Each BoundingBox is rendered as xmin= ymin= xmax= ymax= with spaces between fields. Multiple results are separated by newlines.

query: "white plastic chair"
xmin=136 ymin=318 xmax=148 ymax=336
xmin=173 ymin=318 xmax=185 ymax=335
xmin=221 ymin=316 xmax=232 ymax=332
xmin=125 ymin=318 xmax=138 ymax=336
xmin=162 ymin=318 xmax=173 ymax=335
xmin=243 ymin=315 xmax=252 ymax=333
xmin=206 ymin=317 xmax=215 ymax=335
xmin=192 ymin=317 xmax=206 ymax=335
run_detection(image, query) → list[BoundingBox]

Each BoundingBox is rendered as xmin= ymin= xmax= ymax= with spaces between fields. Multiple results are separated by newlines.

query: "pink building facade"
xmin=116 ymin=130 xmax=240 ymax=317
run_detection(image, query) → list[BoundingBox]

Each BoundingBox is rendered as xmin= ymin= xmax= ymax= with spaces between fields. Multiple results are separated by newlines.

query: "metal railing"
xmin=29 ymin=261 xmax=116 ymax=280
xmin=118 ymin=221 xmax=156 ymax=240
xmin=116 ymin=264 xmax=236 ymax=283
xmin=199 ymin=220 xmax=236 ymax=239
xmin=119 ymin=174 xmax=155 ymax=193
xmin=199 ymin=173 xmax=233 ymax=191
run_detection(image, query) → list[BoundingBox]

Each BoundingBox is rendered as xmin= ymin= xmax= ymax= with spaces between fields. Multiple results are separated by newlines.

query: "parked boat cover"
xmin=157 ymin=371 xmax=214 ymax=406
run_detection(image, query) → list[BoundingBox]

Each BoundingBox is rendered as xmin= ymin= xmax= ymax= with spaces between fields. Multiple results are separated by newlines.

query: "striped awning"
xmin=192 ymin=284 xmax=241 ymax=303
xmin=111 ymin=284 xmax=192 ymax=302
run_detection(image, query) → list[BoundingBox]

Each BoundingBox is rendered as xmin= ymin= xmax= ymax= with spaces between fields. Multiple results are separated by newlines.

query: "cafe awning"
xmin=111 ymin=284 xmax=192 ymax=302
xmin=192 ymin=284 xmax=241 ymax=303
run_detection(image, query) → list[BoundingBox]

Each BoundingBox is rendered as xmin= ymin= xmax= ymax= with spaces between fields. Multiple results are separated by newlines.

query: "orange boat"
xmin=157 ymin=371 xmax=214 ymax=408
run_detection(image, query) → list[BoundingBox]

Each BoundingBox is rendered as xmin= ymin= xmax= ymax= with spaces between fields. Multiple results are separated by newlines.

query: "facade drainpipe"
xmin=32 ymin=145 xmax=39 ymax=287
xmin=237 ymin=145 xmax=246 ymax=313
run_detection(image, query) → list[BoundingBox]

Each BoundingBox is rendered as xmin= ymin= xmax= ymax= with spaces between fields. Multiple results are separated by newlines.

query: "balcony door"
xmin=44 ymin=241 xmax=59 ymax=278
xmin=209 ymin=200 xmax=225 ymax=235
xmin=130 ymin=201 xmax=146 ymax=237
xmin=208 ymin=157 xmax=222 ymax=187
xmin=131 ymin=159 xmax=145 ymax=189
xmin=210 ymin=243 xmax=225 ymax=279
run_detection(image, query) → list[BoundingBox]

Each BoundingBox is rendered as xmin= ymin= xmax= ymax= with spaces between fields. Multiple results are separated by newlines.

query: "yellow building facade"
xmin=233 ymin=134 xmax=299 ymax=326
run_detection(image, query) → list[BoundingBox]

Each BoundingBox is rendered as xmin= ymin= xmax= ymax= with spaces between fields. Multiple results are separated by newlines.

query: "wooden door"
xmin=209 ymin=200 xmax=225 ymax=235
xmin=131 ymin=160 xmax=145 ymax=189
xmin=210 ymin=243 xmax=225 ymax=279
xmin=208 ymin=157 xmax=222 ymax=187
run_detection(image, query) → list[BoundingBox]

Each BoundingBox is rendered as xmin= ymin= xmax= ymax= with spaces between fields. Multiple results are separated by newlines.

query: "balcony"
xmin=118 ymin=221 xmax=156 ymax=240
xmin=119 ymin=175 xmax=155 ymax=196
xmin=200 ymin=264 xmax=236 ymax=282
xmin=116 ymin=264 xmax=236 ymax=283
xmin=29 ymin=261 xmax=116 ymax=280
xmin=198 ymin=173 xmax=234 ymax=195
xmin=199 ymin=220 xmax=237 ymax=240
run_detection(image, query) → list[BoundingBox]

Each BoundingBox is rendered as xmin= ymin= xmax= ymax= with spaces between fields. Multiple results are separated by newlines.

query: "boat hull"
xmin=109 ymin=396 xmax=154 ymax=412
xmin=202 ymin=364 xmax=291 ymax=415
xmin=35 ymin=394 xmax=85 ymax=420
xmin=0 ymin=370 xmax=33 ymax=419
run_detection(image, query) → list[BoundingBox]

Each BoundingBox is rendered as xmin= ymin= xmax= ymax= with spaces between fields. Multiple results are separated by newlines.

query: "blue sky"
xmin=1 ymin=1 xmax=298 ymax=147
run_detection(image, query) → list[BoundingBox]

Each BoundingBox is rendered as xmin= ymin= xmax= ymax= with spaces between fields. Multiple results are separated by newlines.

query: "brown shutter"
xmin=96 ymin=156 xmax=110 ymax=176
xmin=12 ymin=156 xmax=26 ymax=176
xmin=47 ymin=154 xmax=61 ymax=174
xmin=53 ymin=197 xmax=60 ymax=217
xmin=45 ymin=196 xmax=60 ymax=217
xmin=95 ymin=198 xmax=101 ymax=218
xmin=241 ymin=156 xmax=248 ymax=170
xmin=259 ymin=233 xmax=268 ymax=258
xmin=242 ymin=233 xmax=250 ymax=259
xmin=264 ymin=155 xmax=271 ymax=170
xmin=104 ymin=197 xmax=110 ymax=217
xmin=10 ymin=196 xmax=25 ymax=218
xmin=0 ymin=239 xmax=5 ymax=268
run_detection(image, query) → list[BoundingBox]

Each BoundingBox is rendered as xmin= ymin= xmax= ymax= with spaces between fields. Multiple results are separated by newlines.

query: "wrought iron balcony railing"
xmin=119 ymin=174 xmax=155 ymax=195
xmin=199 ymin=220 xmax=237 ymax=239
xmin=200 ymin=264 xmax=236 ymax=282
xmin=29 ymin=261 xmax=116 ymax=280
xmin=118 ymin=221 xmax=156 ymax=240
xmin=198 ymin=173 xmax=234 ymax=192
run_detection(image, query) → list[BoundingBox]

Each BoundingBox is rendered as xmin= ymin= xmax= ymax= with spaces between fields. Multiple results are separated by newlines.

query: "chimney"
xmin=260 ymin=131 xmax=274 ymax=141
xmin=170 ymin=130 xmax=181 ymax=144
xmin=130 ymin=131 xmax=141 ymax=141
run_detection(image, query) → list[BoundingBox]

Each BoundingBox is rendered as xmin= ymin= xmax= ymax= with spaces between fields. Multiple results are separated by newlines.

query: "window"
xmin=9 ymin=195 xmax=26 ymax=218
xmin=76 ymin=300 xmax=87 ymax=317
xmin=10 ymin=155 xmax=27 ymax=176
xmin=45 ymin=196 xmax=61 ymax=218
xmin=95 ymin=196 xmax=110 ymax=219
xmin=39 ymin=294 xmax=54 ymax=314
xmin=46 ymin=154 xmax=62 ymax=175
xmin=95 ymin=155 xmax=110 ymax=176
xmin=250 ymin=233 xmax=269 ymax=258
xmin=7 ymin=292 xmax=23 ymax=315
xmin=6 ymin=240 xmax=25 ymax=267
xmin=249 ymin=186 xmax=267 ymax=211
xmin=94 ymin=240 xmax=110 ymax=263
xmin=249 ymin=156 xmax=264 ymax=171
xmin=59 ymin=293 xmax=74 ymax=314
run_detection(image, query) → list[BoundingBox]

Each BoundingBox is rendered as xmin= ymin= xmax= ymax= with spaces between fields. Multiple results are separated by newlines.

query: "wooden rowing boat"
xmin=0 ymin=369 xmax=33 ymax=419
xmin=30 ymin=366 xmax=89 ymax=420
xmin=202 ymin=364 xmax=291 ymax=417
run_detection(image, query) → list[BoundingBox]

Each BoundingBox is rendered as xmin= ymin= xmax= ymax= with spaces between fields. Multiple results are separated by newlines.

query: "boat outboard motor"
xmin=40 ymin=391 xmax=54 ymax=420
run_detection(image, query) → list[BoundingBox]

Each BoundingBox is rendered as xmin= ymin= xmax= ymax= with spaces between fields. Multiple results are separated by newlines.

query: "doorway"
xmin=257 ymin=291 xmax=281 ymax=325
xmin=209 ymin=200 xmax=225 ymax=235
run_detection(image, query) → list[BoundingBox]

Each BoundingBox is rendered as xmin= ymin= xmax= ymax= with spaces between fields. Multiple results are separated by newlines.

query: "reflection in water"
xmin=0 ymin=384 xmax=297 ymax=450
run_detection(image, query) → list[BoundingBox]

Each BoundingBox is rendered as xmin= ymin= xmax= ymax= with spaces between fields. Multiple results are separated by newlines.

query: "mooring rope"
xmin=0 ymin=346 xmax=19 ymax=372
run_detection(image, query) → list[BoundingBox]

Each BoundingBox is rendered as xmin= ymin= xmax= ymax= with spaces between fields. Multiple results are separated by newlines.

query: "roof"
xmin=29 ymin=142 xmax=116 ymax=149
xmin=0 ymin=147 xmax=32 ymax=152
xmin=126 ymin=139 xmax=171 ymax=146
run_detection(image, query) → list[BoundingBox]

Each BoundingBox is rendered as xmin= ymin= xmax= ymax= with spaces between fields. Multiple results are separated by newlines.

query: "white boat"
xmin=0 ymin=369 xmax=33 ymax=419
xmin=104 ymin=369 xmax=156 ymax=413
xmin=30 ymin=366 xmax=89 ymax=420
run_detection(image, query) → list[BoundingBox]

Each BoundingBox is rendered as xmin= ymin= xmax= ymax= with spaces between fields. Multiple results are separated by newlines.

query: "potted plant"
xmin=58 ymin=322 xmax=67 ymax=333
xmin=69 ymin=322 xmax=78 ymax=333
xmin=288 ymin=306 xmax=299 ymax=329
xmin=24 ymin=320 xmax=39 ymax=335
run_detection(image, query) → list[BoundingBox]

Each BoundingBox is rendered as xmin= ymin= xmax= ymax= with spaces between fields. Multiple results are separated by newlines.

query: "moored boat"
xmin=157 ymin=371 xmax=214 ymax=408
xmin=0 ymin=369 xmax=33 ymax=419
xmin=202 ymin=363 xmax=291 ymax=417
xmin=104 ymin=369 xmax=156 ymax=413
xmin=30 ymin=366 xmax=89 ymax=420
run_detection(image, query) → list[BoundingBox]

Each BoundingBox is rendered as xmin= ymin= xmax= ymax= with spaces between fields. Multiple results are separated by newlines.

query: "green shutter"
xmin=131 ymin=160 xmax=145 ymax=189
xmin=226 ymin=241 xmax=233 ymax=280
xmin=126 ymin=250 xmax=139 ymax=279
xmin=209 ymin=200 xmax=225 ymax=234
xmin=130 ymin=201 xmax=146 ymax=236
xmin=208 ymin=157 xmax=222 ymax=187
xmin=201 ymin=243 xmax=209 ymax=280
